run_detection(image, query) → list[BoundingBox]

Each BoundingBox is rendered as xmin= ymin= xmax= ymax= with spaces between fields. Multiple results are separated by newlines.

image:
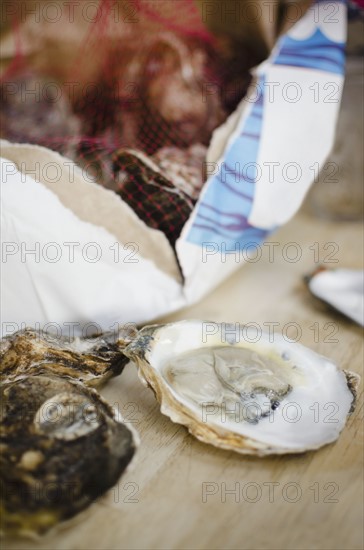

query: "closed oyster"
xmin=124 ymin=321 xmax=359 ymax=455
xmin=0 ymin=73 xmax=81 ymax=160
xmin=0 ymin=374 xmax=137 ymax=537
xmin=0 ymin=327 xmax=137 ymax=386
xmin=112 ymin=148 xmax=193 ymax=247
xmin=153 ymin=144 xmax=207 ymax=200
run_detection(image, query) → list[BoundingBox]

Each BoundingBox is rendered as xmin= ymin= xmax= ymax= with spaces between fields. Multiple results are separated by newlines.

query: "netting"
xmin=0 ymin=0 xmax=253 ymax=246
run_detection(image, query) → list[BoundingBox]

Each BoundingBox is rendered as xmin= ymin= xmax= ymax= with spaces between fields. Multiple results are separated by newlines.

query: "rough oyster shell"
xmin=153 ymin=144 xmax=207 ymax=200
xmin=0 ymin=374 xmax=137 ymax=537
xmin=112 ymin=148 xmax=193 ymax=247
xmin=124 ymin=320 xmax=359 ymax=456
xmin=0 ymin=327 xmax=137 ymax=386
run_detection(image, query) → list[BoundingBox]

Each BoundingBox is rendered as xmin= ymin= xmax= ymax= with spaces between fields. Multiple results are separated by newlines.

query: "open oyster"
xmin=0 ymin=327 xmax=137 ymax=386
xmin=124 ymin=321 xmax=359 ymax=455
xmin=0 ymin=374 xmax=137 ymax=537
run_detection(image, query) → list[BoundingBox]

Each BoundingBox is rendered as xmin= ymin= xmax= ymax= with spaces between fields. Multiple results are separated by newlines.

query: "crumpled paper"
xmin=1 ymin=0 xmax=347 ymax=336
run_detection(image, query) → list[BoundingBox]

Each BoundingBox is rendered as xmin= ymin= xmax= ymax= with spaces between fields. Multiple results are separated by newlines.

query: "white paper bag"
xmin=0 ymin=0 xmax=347 ymax=337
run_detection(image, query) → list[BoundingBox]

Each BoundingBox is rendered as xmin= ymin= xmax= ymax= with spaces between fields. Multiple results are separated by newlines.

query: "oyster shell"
xmin=153 ymin=144 xmax=207 ymax=200
xmin=0 ymin=374 xmax=137 ymax=537
xmin=112 ymin=148 xmax=193 ymax=247
xmin=306 ymin=267 xmax=364 ymax=326
xmin=0 ymin=327 xmax=137 ymax=386
xmin=124 ymin=321 xmax=359 ymax=455
xmin=0 ymin=73 xmax=81 ymax=160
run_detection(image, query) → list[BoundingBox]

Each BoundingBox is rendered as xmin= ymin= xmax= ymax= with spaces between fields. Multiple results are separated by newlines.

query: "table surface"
xmin=4 ymin=205 xmax=363 ymax=550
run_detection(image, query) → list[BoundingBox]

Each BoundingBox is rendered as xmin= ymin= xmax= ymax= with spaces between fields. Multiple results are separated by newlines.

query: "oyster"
xmin=125 ymin=321 xmax=359 ymax=455
xmin=112 ymin=148 xmax=193 ymax=247
xmin=0 ymin=73 xmax=81 ymax=159
xmin=0 ymin=374 xmax=137 ymax=537
xmin=140 ymin=32 xmax=226 ymax=148
xmin=0 ymin=327 xmax=137 ymax=386
xmin=153 ymin=144 xmax=207 ymax=200
xmin=306 ymin=267 xmax=364 ymax=327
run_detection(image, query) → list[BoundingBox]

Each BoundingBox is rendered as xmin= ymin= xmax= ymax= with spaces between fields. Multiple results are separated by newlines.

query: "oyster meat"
xmin=125 ymin=321 xmax=359 ymax=455
xmin=0 ymin=374 xmax=137 ymax=537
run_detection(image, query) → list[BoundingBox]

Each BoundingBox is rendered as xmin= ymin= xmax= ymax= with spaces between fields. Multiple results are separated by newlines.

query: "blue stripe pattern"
xmin=273 ymin=30 xmax=345 ymax=75
xmin=185 ymin=0 xmax=346 ymax=251
xmin=187 ymin=75 xmax=269 ymax=250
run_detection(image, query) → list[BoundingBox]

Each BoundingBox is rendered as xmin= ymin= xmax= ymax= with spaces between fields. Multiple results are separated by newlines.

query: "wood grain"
xmin=3 ymin=208 xmax=363 ymax=550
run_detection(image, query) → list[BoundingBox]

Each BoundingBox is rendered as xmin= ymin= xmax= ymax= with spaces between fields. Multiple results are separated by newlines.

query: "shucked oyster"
xmin=0 ymin=374 xmax=137 ymax=537
xmin=125 ymin=321 xmax=359 ymax=455
xmin=0 ymin=327 xmax=137 ymax=386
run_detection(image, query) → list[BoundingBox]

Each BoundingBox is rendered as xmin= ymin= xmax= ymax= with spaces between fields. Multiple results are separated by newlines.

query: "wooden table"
xmin=4 ymin=206 xmax=363 ymax=550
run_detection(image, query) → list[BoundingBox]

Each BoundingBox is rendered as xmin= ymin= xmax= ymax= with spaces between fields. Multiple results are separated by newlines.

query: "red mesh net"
xmin=0 ymin=0 xmax=252 ymax=246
